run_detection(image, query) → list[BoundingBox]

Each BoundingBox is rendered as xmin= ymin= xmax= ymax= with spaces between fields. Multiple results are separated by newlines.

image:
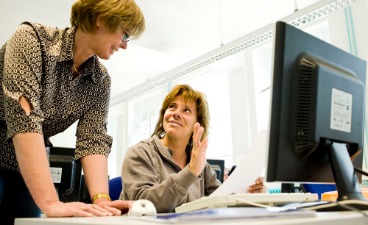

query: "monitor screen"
xmin=266 ymin=21 xmax=366 ymax=202
xmin=49 ymin=146 xmax=83 ymax=202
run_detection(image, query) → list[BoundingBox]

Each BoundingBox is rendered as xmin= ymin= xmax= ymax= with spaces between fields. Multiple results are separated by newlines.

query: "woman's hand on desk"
xmin=43 ymin=201 xmax=114 ymax=217
xmin=43 ymin=200 xmax=132 ymax=217
xmin=94 ymin=199 xmax=133 ymax=215
xmin=247 ymin=177 xmax=266 ymax=193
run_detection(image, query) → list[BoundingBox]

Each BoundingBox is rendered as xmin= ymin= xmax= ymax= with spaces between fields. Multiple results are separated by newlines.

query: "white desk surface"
xmin=15 ymin=211 xmax=368 ymax=225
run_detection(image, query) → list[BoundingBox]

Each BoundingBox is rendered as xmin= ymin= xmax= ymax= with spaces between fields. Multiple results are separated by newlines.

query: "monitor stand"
xmin=297 ymin=141 xmax=368 ymax=211
xmin=327 ymin=141 xmax=364 ymax=201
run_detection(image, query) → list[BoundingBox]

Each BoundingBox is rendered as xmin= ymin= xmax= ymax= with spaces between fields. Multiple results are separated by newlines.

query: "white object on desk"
xmin=175 ymin=192 xmax=318 ymax=213
xmin=128 ymin=199 xmax=157 ymax=217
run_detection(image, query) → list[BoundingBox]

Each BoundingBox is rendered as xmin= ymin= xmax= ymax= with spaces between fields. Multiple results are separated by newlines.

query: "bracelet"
xmin=91 ymin=193 xmax=111 ymax=204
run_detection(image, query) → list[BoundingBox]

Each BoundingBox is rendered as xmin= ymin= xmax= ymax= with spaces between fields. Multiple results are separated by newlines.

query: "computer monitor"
xmin=49 ymin=146 xmax=83 ymax=202
xmin=207 ymin=159 xmax=225 ymax=183
xmin=266 ymin=21 xmax=366 ymax=202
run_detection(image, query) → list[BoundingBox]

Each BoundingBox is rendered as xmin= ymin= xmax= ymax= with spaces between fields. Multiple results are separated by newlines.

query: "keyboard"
xmin=175 ymin=192 xmax=319 ymax=213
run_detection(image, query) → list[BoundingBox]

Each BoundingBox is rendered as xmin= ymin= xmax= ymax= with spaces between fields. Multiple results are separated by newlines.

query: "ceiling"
xmin=0 ymin=0 xmax=321 ymax=97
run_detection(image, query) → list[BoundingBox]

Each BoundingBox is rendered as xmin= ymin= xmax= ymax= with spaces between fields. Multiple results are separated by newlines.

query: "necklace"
xmin=71 ymin=65 xmax=81 ymax=80
xmin=72 ymin=65 xmax=79 ymax=74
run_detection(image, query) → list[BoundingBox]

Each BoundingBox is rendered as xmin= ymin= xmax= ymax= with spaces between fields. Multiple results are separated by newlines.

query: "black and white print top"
xmin=0 ymin=22 xmax=113 ymax=172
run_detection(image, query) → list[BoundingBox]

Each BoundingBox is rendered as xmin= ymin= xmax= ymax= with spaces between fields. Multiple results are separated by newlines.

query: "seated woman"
xmin=121 ymin=84 xmax=264 ymax=213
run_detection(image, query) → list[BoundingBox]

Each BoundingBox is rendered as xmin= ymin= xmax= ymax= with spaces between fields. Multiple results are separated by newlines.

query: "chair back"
xmin=109 ymin=176 xmax=123 ymax=200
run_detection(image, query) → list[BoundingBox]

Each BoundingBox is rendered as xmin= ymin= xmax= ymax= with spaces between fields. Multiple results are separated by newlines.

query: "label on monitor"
xmin=50 ymin=167 xmax=62 ymax=183
xmin=330 ymin=88 xmax=352 ymax=133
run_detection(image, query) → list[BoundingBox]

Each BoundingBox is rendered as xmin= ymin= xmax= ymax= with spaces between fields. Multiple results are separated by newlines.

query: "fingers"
xmin=97 ymin=200 xmax=133 ymax=216
xmin=255 ymin=177 xmax=264 ymax=184
xmin=44 ymin=200 xmax=133 ymax=217
xmin=108 ymin=200 xmax=134 ymax=209
xmin=77 ymin=203 xmax=113 ymax=217
xmin=192 ymin=122 xmax=204 ymax=145
xmin=247 ymin=177 xmax=266 ymax=193
xmin=44 ymin=202 xmax=113 ymax=218
xmin=192 ymin=122 xmax=208 ymax=151
xmin=188 ymin=123 xmax=208 ymax=177
xmin=99 ymin=204 xmax=121 ymax=216
xmin=247 ymin=184 xmax=266 ymax=193
xmin=247 ymin=186 xmax=262 ymax=193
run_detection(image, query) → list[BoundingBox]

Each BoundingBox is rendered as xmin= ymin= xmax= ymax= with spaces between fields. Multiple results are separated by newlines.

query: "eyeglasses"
xmin=122 ymin=32 xmax=130 ymax=42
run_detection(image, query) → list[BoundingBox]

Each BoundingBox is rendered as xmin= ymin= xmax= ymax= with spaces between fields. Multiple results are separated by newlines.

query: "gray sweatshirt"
xmin=121 ymin=135 xmax=221 ymax=213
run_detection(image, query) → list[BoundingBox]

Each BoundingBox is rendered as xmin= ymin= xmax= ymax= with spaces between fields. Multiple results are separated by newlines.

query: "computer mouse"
xmin=128 ymin=199 xmax=157 ymax=217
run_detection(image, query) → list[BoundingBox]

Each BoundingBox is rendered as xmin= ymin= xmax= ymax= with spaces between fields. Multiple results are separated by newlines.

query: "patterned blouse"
xmin=0 ymin=22 xmax=113 ymax=172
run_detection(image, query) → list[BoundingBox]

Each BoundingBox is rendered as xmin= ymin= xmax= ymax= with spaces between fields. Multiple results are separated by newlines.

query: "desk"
xmin=15 ymin=211 xmax=368 ymax=225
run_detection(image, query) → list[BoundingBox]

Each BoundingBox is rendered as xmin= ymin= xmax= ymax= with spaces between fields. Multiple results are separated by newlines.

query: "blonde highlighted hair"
xmin=70 ymin=0 xmax=145 ymax=38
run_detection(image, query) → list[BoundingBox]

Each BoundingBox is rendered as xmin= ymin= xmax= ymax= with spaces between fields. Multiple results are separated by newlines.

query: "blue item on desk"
xmin=157 ymin=207 xmax=315 ymax=222
xmin=303 ymin=184 xmax=336 ymax=199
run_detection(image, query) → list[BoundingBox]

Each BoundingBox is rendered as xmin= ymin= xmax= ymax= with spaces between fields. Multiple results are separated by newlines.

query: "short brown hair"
xmin=152 ymin=84 xmax=210 ymax=140
xmin=70 ymin=0 xmax=145 ymax=38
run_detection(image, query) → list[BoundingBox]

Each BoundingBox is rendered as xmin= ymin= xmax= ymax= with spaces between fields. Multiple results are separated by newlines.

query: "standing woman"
xmin=0 ymin=0 xmax=144 ymax=224
xmin=121 ymin=84 xmax=264 ymax=213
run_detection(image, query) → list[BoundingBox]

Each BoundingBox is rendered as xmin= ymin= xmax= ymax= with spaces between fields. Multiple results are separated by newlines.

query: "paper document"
xmin=134 ymin=207 xmax=315 ymax=223
xmin=211 ymin=130 xmax=268 ymax=196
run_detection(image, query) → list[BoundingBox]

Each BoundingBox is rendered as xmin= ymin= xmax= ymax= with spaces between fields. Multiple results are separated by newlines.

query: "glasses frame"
xmin=122 ymin=32 xmax=130 ymax=42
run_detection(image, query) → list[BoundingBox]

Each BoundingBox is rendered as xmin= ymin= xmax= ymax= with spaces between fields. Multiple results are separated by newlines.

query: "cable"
xmin=354 ymin=167 xmax=368 ymax=177
xmin=302 ymin=200 xmax=368 ymax=217
xmin=335 ymin=201 xmax=368 ymax=217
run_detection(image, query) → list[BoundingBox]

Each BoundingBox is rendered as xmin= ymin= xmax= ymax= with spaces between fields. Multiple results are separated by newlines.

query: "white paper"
xmin=138 ymin=207 xmax=316 ymax=223
xmin=211 ymin=130 xmax=268 ymax=196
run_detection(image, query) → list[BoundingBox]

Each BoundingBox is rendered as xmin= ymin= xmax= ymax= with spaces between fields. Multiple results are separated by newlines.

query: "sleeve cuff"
xmin=176 ymin=165 xmax=201 ymax=190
